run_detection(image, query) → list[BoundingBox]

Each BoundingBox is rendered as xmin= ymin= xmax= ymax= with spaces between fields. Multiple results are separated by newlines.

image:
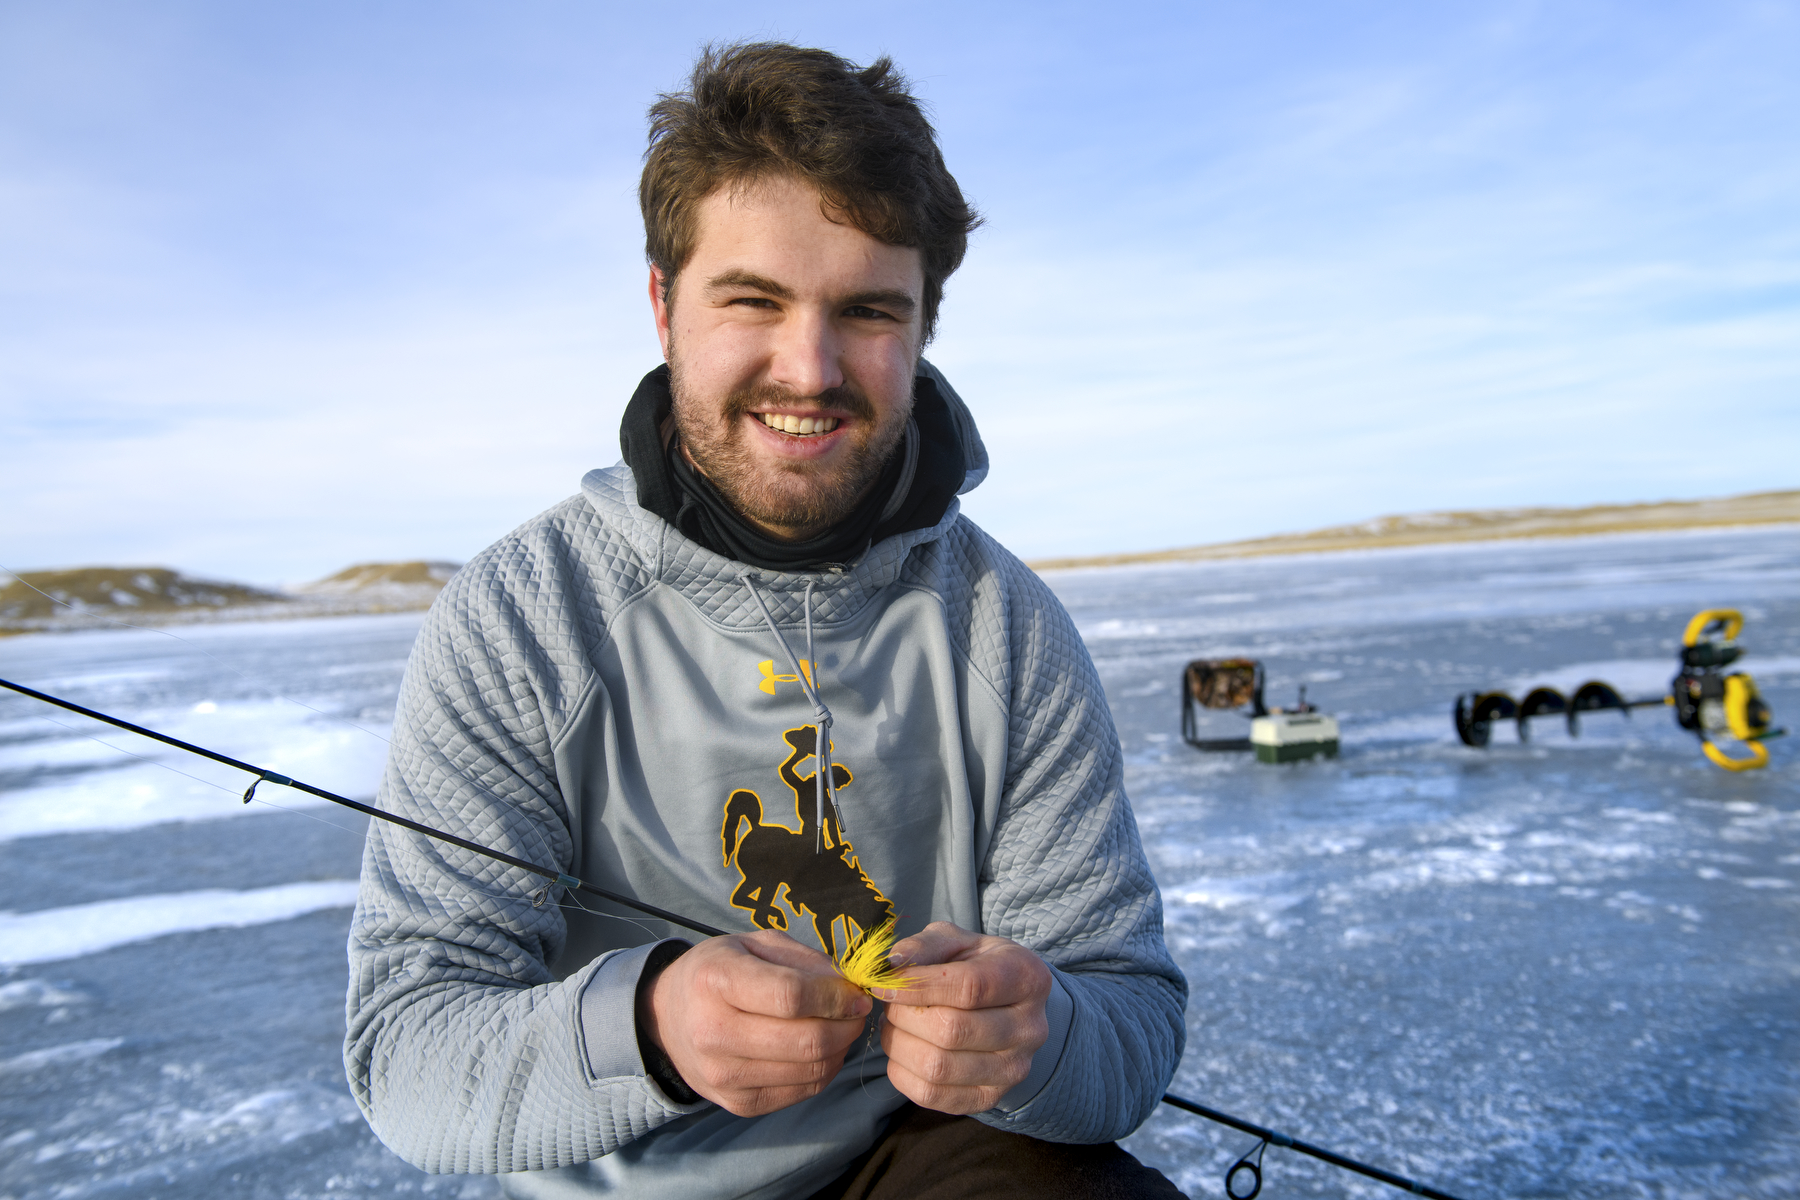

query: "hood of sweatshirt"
xmin=916 ymin=357 xmax=990 ymax=497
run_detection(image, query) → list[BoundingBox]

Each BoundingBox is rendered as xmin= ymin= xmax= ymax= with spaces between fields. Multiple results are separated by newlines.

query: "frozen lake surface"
xmin=2 ymin=526 xmax=1796 ymax=1199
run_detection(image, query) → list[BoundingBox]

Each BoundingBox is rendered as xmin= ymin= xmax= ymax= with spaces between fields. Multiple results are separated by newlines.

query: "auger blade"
xmin=1453 ymin=690 xmax=1517 ymax=747
xmin=1516 ymin=687 xmax=1567 ymax=742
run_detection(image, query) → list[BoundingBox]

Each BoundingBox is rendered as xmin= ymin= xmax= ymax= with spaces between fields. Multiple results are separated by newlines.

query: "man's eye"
xmin=844 ymin=305 xmax=892 ymax=320
xmin=728 ymin=296 xmax=778 ymax=309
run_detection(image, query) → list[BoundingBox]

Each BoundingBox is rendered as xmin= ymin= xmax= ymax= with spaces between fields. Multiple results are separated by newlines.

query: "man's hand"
xmin=641 ymin=930 xmax=872 ymax=1116
xmin=876 ymin=921 xmax=1053 ymax=1114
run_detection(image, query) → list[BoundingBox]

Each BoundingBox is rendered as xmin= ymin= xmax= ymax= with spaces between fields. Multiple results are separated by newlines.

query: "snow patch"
xmin=0 ymin=978 xmax=90 ymax=1010
xmin=0 ymin=1037 xmax=124 ymax=1075
xmin=0 ymin=881 xmax=360 ymax=965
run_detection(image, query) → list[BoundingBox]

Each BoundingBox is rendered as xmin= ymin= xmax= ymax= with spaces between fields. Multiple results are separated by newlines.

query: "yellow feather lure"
xmin=834 ymin=919 xmax=914 ymax=994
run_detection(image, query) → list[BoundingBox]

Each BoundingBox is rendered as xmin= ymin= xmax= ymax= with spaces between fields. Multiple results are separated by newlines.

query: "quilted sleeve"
xmin=343 ymin=533 xmax=705 ymax=1174
xmin=972 ymin=553 xmax=1189 ymax=1144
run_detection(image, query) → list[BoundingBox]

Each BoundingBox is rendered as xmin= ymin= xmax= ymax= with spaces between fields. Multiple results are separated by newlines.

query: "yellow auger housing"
xmin=1698 ymin=675 xmax=1772 ymax=771
xmin=1683 ymin=609 xmax=1743 ymax=648
xmin=1725 ymin=674 xmax=1768 ymax=741
xmin=1672 ymin=608 xmax=1780 ymax=771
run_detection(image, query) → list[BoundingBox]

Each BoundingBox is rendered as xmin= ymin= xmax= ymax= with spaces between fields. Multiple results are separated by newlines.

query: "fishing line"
xmin=24 ymin=710 xmax=375 ymax=843
xmin=551 ymin=886 xmax=668 ymax=943
xmin=20 ymin=711 xmax=632 ymax=933
xmin=0 ymin=563 xmax=396 ymax=746
xmin=0 ymin=676 xmax=725 ymax=938
xmin=0 ymin=565 xmax=589 ymax=865
xmin=27 ymin=712 xmax=251 ymax=799
xmin=0 ymin=564 xmax=658 ymax=858
xmin=0 ymin=676 xmax=1473 ymax=1199
xmin=15 ymin=691 xmax=668 ymax=935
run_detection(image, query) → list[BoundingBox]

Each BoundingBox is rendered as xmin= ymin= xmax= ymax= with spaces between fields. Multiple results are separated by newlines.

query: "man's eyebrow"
xmin=703 ymin=271 xmax=917 ymax=316
xmin=843 ymin=289 xmax=917 ymax=315
xmin=704 ymin=269 xmax=794 ymax=300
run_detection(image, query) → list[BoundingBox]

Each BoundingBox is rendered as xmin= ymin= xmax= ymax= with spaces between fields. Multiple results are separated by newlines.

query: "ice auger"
xmin=1453 ymin=608 xmax=1785 ymax=771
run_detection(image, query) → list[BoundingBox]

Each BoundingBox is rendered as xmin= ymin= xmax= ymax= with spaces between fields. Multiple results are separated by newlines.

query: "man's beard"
xmin=669 ymin=366 xmax=912 ymax=541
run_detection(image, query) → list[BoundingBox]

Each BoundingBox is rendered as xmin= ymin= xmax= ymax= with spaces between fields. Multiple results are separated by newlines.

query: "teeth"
xmin=758 ymin=414 xmax=839 ymax=435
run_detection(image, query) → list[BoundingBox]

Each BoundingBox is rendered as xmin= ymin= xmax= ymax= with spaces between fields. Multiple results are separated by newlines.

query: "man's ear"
xmin=649 ymin=266 xmax=673 ymax=361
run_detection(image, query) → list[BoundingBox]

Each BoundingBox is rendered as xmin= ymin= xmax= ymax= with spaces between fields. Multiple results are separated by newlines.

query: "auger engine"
xmin=1453 ymin=608 xmax=1784 ymax=771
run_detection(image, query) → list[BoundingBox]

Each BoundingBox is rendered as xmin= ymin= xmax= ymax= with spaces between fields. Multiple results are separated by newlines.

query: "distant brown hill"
xmin=296 ymin=561 xmax=460 ymax=595
xmin=1 ymin=560 xmax=461 ymax=634
xmin=0 ymin=567 xmax=285 ymax=623
xmin=1027 ymin=488 xmax=1800 ymax=571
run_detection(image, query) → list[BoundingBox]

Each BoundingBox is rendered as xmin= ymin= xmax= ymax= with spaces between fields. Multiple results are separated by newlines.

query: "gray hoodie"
xmin=345 ymin=363 xmax=1187 ymax=1199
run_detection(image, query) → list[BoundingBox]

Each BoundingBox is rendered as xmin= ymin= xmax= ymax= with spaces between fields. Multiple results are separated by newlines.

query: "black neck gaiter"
xmin=617 ymin=366 xmax=965 ymax=572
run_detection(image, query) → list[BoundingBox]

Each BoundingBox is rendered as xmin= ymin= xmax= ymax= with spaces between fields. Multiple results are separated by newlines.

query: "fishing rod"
xmin=1160 ymin=1093 xmax=1466 ymax=1199
xmin=0 ymin=675 xmax=1473 ymax=1200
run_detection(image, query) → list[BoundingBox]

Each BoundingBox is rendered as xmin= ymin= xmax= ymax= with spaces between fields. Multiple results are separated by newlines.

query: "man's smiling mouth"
xmin=755 ymin=413 xmax=841 ymax=436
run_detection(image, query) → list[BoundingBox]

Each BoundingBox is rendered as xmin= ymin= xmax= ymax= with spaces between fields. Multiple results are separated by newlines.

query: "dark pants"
xmin=805 ymin=1104 xmax=1188 ymax=1200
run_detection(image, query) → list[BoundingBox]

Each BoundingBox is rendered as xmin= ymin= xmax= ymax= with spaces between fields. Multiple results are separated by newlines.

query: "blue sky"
xmin=3 ymin=1 xmax=1797 ymax=584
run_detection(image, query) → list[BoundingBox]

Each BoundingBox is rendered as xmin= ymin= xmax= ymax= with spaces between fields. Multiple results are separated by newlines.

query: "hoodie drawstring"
xmin=740 ymin=575 xmax=843 ymax=852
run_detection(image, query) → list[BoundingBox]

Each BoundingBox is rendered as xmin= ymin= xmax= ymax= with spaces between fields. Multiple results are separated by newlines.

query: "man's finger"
xmin=694 ymin=936 xmax=871 ymax=1020
xmin=876 ymin=949 xmax=1050 ymax=1011
xmin=686 ymin=1009 xmax=868 ymax=1064
xmin=881 ymin=1022 xmax=1036 ymax=1089
xmin=737 ymin=928 xmax=838 ymax=972
xmin=888 ymin=920 xmax=983 ymax=970
xmin=882 ymin=1054 xmax=1016 ymax=1116
xmin=716 ymin=1081 xmax=862 ymax=1119
xmin=681 ymin=1043 xmax=861 ymax=1095
xmin=878 ymin=960 xmax=1009 ymax=1009
xmin=881 ymin=996 xmax=1041 ymax=1053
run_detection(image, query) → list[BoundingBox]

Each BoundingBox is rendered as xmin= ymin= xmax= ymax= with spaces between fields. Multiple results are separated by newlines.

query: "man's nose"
xmin=768 ymin=310 xmax=845 ymax=397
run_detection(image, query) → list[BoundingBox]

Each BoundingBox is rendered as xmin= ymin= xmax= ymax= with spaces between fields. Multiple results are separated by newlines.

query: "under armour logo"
xmin=758 ymin=659 xmax=814 ymax=695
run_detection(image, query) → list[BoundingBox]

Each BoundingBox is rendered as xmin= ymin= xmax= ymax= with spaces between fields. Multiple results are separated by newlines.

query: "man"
xmin=346 ymin=43 xmax=1188 ymax=1199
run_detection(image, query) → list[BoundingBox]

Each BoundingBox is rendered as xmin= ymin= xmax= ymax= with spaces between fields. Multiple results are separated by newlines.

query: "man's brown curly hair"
xmin=641 ymin=42 xmax=981 ymax=342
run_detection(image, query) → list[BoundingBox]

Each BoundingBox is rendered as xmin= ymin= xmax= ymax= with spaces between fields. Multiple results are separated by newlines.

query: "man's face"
xmin=651 ymin=174 xmax=926 ymax=543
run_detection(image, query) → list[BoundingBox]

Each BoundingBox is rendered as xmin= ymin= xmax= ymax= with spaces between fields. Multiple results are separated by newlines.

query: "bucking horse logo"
xmin=720 ymin=727 xmax=894 ymax=958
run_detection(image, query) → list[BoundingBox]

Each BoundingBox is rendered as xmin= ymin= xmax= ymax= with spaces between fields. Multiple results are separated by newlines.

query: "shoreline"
xmin=1025 ymin=490 xmax=1798 ymax=573
xmin=0 ymin=603 xmax=435 ymax=640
